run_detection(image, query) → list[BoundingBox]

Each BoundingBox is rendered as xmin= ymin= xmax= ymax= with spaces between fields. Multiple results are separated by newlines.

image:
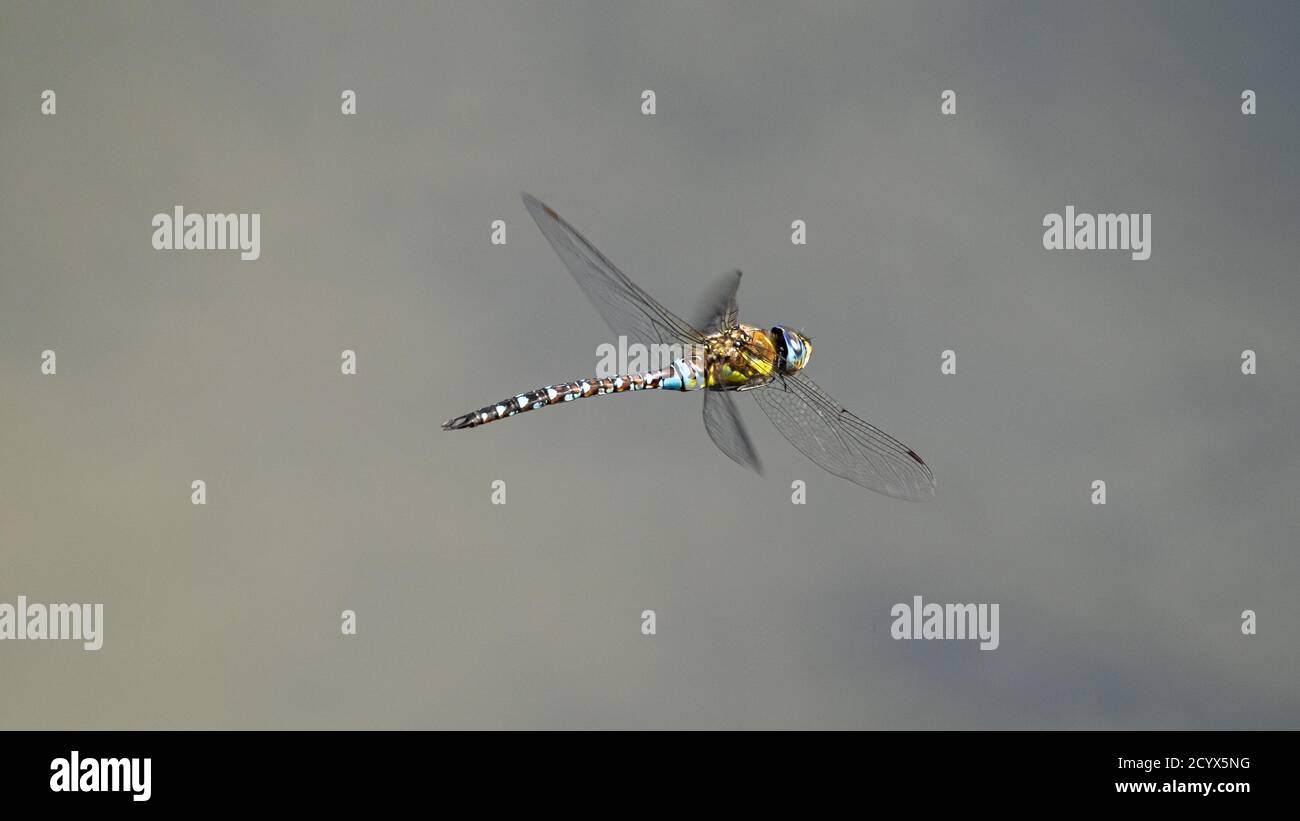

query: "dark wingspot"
xmin=907 ymin=449 xmax=924 ymax=464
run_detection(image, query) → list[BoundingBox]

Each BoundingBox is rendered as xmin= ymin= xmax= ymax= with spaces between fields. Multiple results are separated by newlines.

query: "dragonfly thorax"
xmin=700 ymin=324 xmax=784 ymax=389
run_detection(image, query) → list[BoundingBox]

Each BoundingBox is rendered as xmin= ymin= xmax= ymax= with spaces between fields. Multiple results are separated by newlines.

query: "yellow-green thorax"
xmin=703 ymin=324 xmax=780 ymax=389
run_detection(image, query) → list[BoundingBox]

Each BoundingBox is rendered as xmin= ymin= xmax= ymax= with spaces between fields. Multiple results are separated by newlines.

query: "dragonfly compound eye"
xmin=771 ymin=325 xmax=809 ymax=373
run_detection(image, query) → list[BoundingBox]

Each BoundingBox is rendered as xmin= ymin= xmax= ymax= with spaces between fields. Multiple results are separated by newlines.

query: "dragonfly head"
xmin=771 ymin=325 xmax=812 ymax=374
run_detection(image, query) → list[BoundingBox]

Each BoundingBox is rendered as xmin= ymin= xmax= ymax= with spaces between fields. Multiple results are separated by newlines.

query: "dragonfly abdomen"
xmin=441 ymin=358 xmax=707 ymax=430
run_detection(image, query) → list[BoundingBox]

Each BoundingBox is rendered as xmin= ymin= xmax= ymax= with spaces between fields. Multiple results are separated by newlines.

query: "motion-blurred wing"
xmin=522 ymin=193 xmax=706 ymax=347
xmin=702 ymin=389 xmax=762 ymax=475
xmin=751 ymin=372 xmax=935 ymax=501
xmin=691 ymin=269 xmax=742 ymax=333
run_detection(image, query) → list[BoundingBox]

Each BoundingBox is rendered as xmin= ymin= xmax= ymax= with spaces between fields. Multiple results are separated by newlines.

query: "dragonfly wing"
xmin=702 ymin=389 xmax=762 ymax=475
xmin=751 ymin=372 xmax=935 ymax=501
xmin=691 ymin=269 xmax=742 ymax=333
xmin=522 ymin=193 xmax=706 ymax=347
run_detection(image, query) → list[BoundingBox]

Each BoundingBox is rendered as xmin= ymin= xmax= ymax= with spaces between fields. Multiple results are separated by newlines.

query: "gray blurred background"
xmin=1 ymin=1 xmax=1296 ymax=728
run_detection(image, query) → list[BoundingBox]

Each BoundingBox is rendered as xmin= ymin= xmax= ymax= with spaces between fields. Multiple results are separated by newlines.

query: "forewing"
xmin=751 ymin=372 xmax=935 ymax=501
xmin=702 ymin=389 xmax=762 ymax=475
xmin=522 ymin=193 xmax=706 ymax=347
xmin=691 ymin=269 xmax=742 ymax=333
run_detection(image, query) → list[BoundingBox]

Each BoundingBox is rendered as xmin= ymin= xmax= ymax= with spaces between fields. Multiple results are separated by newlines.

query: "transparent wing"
xmin=702 ymin=389 xmax=762 ymax=475
xmin=691 ymin=269 xmax=742 ymax=333
xmin=751 ymin=372 xmax=935 ymax=501
xmin=522 ymin=193 xmax=707 ymax=347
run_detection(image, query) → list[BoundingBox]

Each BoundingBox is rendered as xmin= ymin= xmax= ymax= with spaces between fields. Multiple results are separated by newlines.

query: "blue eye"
xmin=771 ymin=325 xmax=805 ymax=372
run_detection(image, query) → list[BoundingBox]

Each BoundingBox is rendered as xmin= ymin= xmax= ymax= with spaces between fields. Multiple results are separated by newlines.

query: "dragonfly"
xmin=443 ymin=194 xmax=936 ymax=501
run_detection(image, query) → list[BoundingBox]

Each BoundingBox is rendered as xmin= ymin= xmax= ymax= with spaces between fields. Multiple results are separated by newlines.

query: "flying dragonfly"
xmin=443 ymin=194 xmax=935 ymax=501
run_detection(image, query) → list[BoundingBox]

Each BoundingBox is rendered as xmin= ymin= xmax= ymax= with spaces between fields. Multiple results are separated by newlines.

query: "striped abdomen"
xmin=442 ymin=358 xmax=707 ymax=430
